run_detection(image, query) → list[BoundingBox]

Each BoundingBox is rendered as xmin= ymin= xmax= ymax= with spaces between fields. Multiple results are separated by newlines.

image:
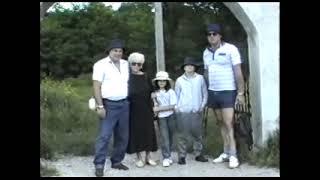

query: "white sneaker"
xmin=146 ymin=159 xmax=157 ymax=166
xmin=229 ymin=156 xmax=239 ymax=168
xmin=213 ymin=153 xmax=229 ymax=163
xmin=168 ymin=158 xmax=173 ymax=164
xmin=162 ymin=159 xmax=171 ymax=167
xmin=135 ymin=159 xmax=145 ymax=168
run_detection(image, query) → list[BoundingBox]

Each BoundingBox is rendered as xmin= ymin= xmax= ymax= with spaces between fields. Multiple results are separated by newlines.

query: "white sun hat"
xmin=152 ymin=71 xmax=172 ymax=82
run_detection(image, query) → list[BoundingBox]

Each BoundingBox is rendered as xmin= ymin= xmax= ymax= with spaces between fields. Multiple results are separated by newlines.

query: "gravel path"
xmin=43 ymin=151 xmax=279 ymax=177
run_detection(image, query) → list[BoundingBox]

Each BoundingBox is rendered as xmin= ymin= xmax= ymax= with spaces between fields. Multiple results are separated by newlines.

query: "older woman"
xmin=126 ymin=52 xmax=158 ymax=167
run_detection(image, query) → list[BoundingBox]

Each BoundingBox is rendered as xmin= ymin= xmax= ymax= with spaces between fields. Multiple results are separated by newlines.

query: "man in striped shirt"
xmin=203 ymin=24 xmax=245 ymax=168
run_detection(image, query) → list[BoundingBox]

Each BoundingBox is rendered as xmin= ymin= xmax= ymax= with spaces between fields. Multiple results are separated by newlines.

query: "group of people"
xmin=91 ymin=23 xmax=245 ymax=177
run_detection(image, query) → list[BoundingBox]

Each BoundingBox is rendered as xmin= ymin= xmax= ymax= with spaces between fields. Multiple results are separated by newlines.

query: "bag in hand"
xmin=234 ymin=103 xmax=253 ymax=151
xmin=88 ymin=97 xmax=96 ymax=110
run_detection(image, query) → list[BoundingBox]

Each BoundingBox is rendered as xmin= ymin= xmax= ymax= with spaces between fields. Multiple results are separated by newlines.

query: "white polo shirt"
xmin=92 ymin=56 xmax=129 ymax=100
xmin=203 ymin=42 xmax=242 ymax=91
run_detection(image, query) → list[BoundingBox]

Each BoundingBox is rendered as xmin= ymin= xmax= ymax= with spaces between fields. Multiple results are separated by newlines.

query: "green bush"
xmin=64 ymin=74 xmax=93 ymax=101
xmin=64 ymin=73 xmax=92 ymax=88
xmin=247 ymin=129 xmax=279 ymax=168
xmin=40 ymin=77 xmax=99 ymax=159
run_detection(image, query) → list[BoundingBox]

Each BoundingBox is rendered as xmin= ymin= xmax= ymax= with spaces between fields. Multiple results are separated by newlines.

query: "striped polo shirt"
xmin=203 ymin=42 xmax=242 ymax=91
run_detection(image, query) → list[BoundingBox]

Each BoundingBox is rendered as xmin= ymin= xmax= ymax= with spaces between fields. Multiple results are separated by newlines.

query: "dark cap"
xmin=105 ymin=39 xmax=125 ymax=53
xmin=207 ymin=23 xmax=221 ymax=34
xmin=181 ymin=57 xmax=200 ymax=70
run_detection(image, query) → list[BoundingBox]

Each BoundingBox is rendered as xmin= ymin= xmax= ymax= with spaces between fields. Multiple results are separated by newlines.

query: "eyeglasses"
xmin=207 ymin=32 xmax=218 ymax=36
xmin=131 ymin=62 xmax=142 ymax=66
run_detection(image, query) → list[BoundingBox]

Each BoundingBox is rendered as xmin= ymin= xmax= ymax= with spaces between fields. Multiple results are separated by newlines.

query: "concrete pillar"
xmin=154 ymin=2 xmax=166 ymax=72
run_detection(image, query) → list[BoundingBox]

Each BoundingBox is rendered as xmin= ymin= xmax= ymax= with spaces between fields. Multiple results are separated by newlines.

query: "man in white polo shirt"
xmin=92 ymin=39 xmax=130 ymax=176
xmin=203 ymin=24 xmax=245 ymax=168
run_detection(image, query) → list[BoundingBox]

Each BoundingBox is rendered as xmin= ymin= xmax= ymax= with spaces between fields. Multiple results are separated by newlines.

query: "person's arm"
xmin=92 ymin=63 xmax=106 ymax=119
xmin=154 ymin=105 xmax=176 ymax=112
xmin=92 ymin=63 xmax=105 ymax=107
xmin=233 ymin=64 xmax=245 ymax=95
xmin=230 ymin=45 xmax=245 ymax=104
xmin=93 ymin=80 xmax=103 ymax=107
xmin=200 ymin=76 xmax=208 ymax=112
xmin=233 ymin=64 xmax=245 ymax=105
xmin=174 ymin=79 xmax=181 ymax=112
xmin=230 ymin=45 xmax=245 ymax=95
xmin=203 ymin=52 xmax=209 ymax=87
xmin=203 ymin=69 xmax=209 ymax=88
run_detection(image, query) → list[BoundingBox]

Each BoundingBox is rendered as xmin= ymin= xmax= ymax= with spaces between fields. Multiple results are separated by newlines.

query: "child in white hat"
xmin=152 ymin=71 xmax=177 ymax=167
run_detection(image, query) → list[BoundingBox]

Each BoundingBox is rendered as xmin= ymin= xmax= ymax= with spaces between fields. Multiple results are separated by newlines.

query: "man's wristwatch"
xmin=96 ymin=105 xmax=104 ymax=109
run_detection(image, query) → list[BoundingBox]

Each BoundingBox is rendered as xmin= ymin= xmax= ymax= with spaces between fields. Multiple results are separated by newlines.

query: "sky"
xmin=47 ymin=2 xmax=122 ymax=12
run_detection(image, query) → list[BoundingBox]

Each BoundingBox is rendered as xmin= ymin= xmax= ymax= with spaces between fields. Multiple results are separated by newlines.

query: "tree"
xmin=40 ymin=2 xmax=248 ymax=80
xmin=162 ymin=2 xmax=248 ymax=79
xmin=41 ymin=3 xmax=120 ymax=79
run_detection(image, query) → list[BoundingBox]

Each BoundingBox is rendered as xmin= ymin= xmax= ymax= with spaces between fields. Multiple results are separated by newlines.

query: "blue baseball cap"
xmin=207 ymin=24 xmax=221 ymax=34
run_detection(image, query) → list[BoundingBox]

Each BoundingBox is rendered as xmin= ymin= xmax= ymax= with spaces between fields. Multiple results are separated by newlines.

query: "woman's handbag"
xmin=88 ymin=97 xmax=96 ymax=110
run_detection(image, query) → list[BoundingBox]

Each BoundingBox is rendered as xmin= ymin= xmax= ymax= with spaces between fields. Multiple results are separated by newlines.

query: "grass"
xmin=41 ymin=76 xmax=99 ymax=160
xmin=40 ymin=74 xmax=279 ymax=170
xmin=40 ymin=163 xmax=59 ymax=177
xmin=247 ymin=129 xmax=279 ymax=168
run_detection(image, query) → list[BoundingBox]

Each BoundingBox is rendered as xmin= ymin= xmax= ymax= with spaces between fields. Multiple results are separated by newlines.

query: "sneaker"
xmin=146 ymin=158 xmax=157 ymax=166
xmin=111 ymin=163 xmax=129 ymax=170
xmin=229 ymin=156 xmax=239 ymax=168
xmin=168 ymin=158 xmax=173 ymax=164
xmin=195 ymin=155 xmax=208 ymax=162
xmin=95 ymin=168 xmax=104 ymax=177
xmin=178 ymin=157 xmax=186 ymax=165
xmin=213 ymin=153 xmax=229 ymax=163
xmin=162 ymin=159 xmax=170 ymax=167
xmin=135 ymin=160 xmax=145 ymax=168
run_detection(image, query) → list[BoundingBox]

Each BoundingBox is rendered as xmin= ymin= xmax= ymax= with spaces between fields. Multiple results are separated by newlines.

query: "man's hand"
xmin=153 ymin=106 xmax=160 ymax=113
xmin=235 ymin=94 xmax=245 ymax=105
xmin=96 ymin=108 xmax=106 ymax=119
xmin=198 ymin=107 xmax=204 ymax=113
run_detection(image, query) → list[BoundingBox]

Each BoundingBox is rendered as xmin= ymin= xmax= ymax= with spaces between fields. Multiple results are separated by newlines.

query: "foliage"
xmin=40 ymin=77 xmax=98 ymax=158
xmin=40 ymin=2 xmax=248 ymax=80
xmin=247 ymin=129 xmax=280 ymax=168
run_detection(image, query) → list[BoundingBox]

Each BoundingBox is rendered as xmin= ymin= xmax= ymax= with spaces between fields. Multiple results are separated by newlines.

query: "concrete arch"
xmin=223 ymin=2 xmax=279 ymax=147
xmin=40 ymin=2 xmax=279 ymax=147
xmin=223 ymin=2 xmax=262 ymax=147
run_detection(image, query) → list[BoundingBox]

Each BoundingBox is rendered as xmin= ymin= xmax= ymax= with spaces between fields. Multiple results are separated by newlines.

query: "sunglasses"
xmin=131 ymin=62 xmax=142 ymax=66
xmin=207 ymin=32 xmax=218 ymax=36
